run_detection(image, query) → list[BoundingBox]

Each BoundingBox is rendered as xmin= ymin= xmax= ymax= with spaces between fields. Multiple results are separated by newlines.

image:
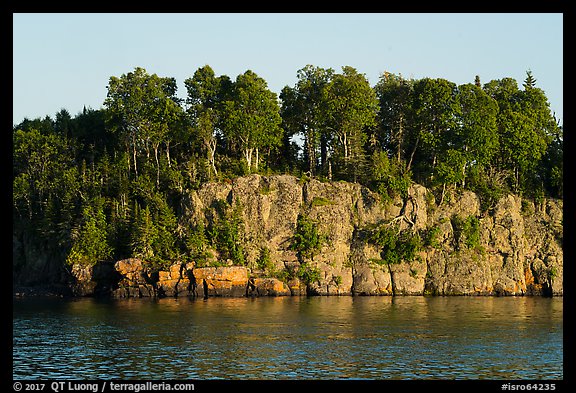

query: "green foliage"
xmin=451 ymin=214 xmax=482 ymax=251
xmin=370 ymin=150 xmax=412 ymax=202
xmin=423 ymin=225 xmax=442 ymax=249
xmin=186 ymin=222 xmax=213 ymax=267
xmin=271 ymin=266 xmax=294 ymax=283
xmin=368 ymin=223 xmax=422 ymax=265
xmin=66 ymin=198 xmax=113 ymax=267
xmin=290 ymin=213 xmax=327 ymax=261
xmin=207 ymin=199 xmax=246 ymax=266
xmin=256 ymin=246 xmax=275 ymax=272
xmin=280 ymin=65 xmax=334 ymax=176
xmin=549 ymin=266 xmax=558 ymax=279
xmin=467 ymin=165 xmax=507 ymax=213
xmin=434 ymin=149 xmax=466 ymax=187
xmin=12 ymin=65 xmax=562 ymax=287
xmin=324 ymin=66 xmax=379 ymax=183
xmin=411 ymin=77 xmax=460 ymax=183
xmin=259 ymin=183 xmax=273 ymax=195
xmin=373 ymin=72 xmax=414 ymax=163
xmin=131 ymin=204 xmax=159 ymax=262
xmin=310 ymin=196 xmax=334 ymax=207
xmin=296 ymin=262 xmax=322 ymax=285
xmin=221 ymin=70 xmax=283 ymax=173
xmin=333 ymin=275 xmax=343 ymax=286
xmin=520 ymin=199 xmax=534 ymax=216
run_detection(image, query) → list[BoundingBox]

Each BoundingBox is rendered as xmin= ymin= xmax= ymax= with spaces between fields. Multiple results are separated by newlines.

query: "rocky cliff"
xmin=15 ymin=174 xmax=563 ymax=297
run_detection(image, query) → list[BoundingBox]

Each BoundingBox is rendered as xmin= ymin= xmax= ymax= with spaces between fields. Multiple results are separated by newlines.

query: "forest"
xmin=12 ymin=65 xmax=563 ymax=273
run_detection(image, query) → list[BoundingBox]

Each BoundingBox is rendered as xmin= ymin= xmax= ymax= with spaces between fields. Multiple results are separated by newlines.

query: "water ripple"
xmin=13 ymin=296 xmax=563 ymax=380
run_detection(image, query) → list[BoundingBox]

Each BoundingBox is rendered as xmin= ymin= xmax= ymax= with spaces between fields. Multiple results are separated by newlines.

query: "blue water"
xmin=13 ymin=296 xmax=563 ymax=380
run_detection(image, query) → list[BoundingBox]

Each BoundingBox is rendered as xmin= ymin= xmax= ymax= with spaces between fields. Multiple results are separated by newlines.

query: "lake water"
xmin=13 ymin=296 xmax=563 ymax=380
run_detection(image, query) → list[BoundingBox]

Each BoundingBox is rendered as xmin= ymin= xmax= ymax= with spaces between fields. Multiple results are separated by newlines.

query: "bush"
xmin=290 ymin=213 xmax=326 ymax=261
xmin=206 ymin=199 xmax=246 ymax=266
xmin=451 ymin=214 xmax=482 ymax=251
xmin=256 ymin=246 xmax=275 ymax=272
xmin=423 ymin=225 xmax=442 ymax=249
xmin=310 ymin=196 xmax=334 ymax=207
xmin=370 ymin=151 xmax=412 ymax=203
xmin=186 ymin=222 xmax=213 ymax=267
xmin=368 ymin=222 xmax=422 ymax=265
xmin=297 ymin=262 xmax=322 ymax=285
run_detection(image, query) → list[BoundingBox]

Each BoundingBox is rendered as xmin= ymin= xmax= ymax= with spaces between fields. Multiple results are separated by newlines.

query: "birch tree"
xmin=222 ymin=70 xmax=283 ymax=173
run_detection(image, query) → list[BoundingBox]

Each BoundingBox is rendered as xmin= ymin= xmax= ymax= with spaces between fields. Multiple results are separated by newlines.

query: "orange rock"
xmin=247 ymin=278 xmax=291 ymax=296
xmin=192 ymin=266 xmax=249 ymax=297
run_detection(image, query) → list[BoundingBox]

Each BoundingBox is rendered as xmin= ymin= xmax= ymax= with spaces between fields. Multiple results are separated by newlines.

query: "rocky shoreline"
xmin=14 ymin=175 xmax=563 ymax=298
xmin=46 ymin=252 xmax=561 ymax=298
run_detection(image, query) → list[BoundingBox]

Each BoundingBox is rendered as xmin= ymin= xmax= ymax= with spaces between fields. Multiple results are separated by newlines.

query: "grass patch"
xmin=310 ymin=196 xmax=335 ymax=207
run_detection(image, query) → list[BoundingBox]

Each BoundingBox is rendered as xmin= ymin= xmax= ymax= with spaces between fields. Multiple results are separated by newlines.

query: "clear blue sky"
xmin=13 ymin=13 xmax=563 ymax=126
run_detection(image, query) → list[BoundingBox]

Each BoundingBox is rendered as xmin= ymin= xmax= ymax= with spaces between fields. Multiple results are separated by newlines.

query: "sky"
xmin=13 ymin=13 xmax=563 ymax=126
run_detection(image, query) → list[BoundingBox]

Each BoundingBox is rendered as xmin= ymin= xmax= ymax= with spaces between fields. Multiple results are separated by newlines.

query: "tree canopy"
xmin=13 ymin=66 xmax=562 ymax=272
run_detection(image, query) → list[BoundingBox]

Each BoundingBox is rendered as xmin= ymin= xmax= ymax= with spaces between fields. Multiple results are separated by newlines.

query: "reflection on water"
xmin=13 ymin=296 xmax=563 ymax=380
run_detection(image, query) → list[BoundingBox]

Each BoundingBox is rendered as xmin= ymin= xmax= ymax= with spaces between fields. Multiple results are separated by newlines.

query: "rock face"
xmin=105 ymin=262 xmax=249 ymax=299
xmin=178 ymin=174 xmax=561 ymax=297
xmin=191 ymin=267 xmax=249 ymax=297
xmin=26 ymin=174 xmax=563 ymax=298
xmin=247 ymin=278 xmax=291 ymax=297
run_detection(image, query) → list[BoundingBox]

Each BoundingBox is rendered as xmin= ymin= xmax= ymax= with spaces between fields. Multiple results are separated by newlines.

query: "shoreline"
xmin=13 ymin=286 xmax=562 ymax=299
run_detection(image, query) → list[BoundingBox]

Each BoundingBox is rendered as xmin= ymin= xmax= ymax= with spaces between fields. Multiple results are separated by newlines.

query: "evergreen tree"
xmin=66 ymin=198 xmax=113 ymax=267
xmin=131 ymin=204 xmax=158 ymax=263
xmin=474 ymin=75 xmax=481 ymax=88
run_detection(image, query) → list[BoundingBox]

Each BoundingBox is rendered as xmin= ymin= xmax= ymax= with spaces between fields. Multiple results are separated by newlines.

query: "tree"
xmin=66 ymin=198 xmax=113 ymax=267
xmin=280 ymin=65 xmax=334 ymax=176
xmin=409 ymin=78 xmax=460 ymax=182
xmin=484 ymin=74 xmax=556 ymax=195
xmin=523 ymin=69 xmax=537 ymax=89
xmin=185 ymin=65 xmax=232 ymax=179
xmin=373 ymin=72 xmax=414 ymax=164
xmin=540 ymin=122 xmax=563 ymax=198
xmin=70 ymin=108 xmax=109 ymax=163
xmin=131 ymin=204 xmax=158 ymax=262
xmin=474 ymin=75 xmax=481 ymax=88
xmin=453 ymin=83 xmax=499 ymax=188
xmin=290 ymin=213 xmax=326 ymax=262
xmin=323 ymin=66 xmax=379 ymax=182
xmin=13 ymin=127 xmax=77 ymax=220
xmin=222 ymin=70 xmax=283 ymax=173
xmin=54 ymin=109 xmax=73 ymax=138
xmin=104 ymin=67 xmax=184 ymax=184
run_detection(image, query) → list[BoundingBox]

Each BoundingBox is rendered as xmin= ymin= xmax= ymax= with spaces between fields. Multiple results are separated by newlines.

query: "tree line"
xmin=12 ymin=65 xmax=563 ymax=271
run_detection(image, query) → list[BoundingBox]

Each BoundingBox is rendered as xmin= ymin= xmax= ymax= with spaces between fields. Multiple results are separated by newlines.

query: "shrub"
xmin=256 ymin=246 xmax=275 ymax=272
xmin=368 ymin=222 xmax=422 ymax=265
xmin=297 ymin=262 xmax=322 ymax=285
xmin=290 ymin=213 xmax=326 ymax=261
xmin=207 ymin=199 xmax=246 ymax=266
xmin=186 ymin=222 xmax=213 ymax=267
xmin=423 ymin=225 xmax=442 ymax=249
xmin=310 ymin=196 xmax=334 ymax=207
xmin=451 ymin=214 xmax=482 ymax=252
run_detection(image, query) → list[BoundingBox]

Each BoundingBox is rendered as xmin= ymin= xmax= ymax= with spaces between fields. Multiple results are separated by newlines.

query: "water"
xmin=13 ymin=296 xmax=563 ymax=380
